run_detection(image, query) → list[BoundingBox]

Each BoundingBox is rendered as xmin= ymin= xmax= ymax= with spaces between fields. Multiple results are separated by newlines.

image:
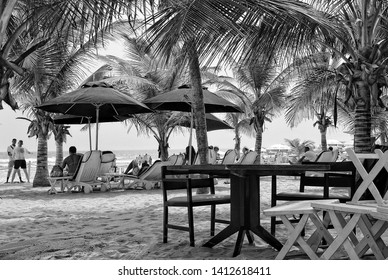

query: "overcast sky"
xmin=0 ymin=104 xmax=353 ymax=154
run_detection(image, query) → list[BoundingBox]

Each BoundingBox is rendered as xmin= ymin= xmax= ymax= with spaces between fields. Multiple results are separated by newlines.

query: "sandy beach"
xmin=0 ymin=176 xmax=385 ymax=260
xmin=0 ymin=176 xmax=309 ymax=260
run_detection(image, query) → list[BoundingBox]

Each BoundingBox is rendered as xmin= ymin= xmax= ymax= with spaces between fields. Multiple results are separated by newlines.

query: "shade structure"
xmin=143 ymin=85 xmax=242 ymax=113
xmin=267 ymin=144 xmax=291 ymax=151
xmin=144 ymin=85 xmax=241 ymax=163
xmin=178 ymin=113 xmax=233 ymax=132
xmin=37 ymin=82 xmax=152 ymax=150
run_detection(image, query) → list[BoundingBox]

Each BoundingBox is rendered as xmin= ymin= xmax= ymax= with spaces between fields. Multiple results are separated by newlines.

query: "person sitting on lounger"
xmin=291 ymin=146 xmax=317 ymax=164
xmin=61 ymin=146 xmax=82 ymax=176
xmin=124 ymin=158 xmax=150 ymax=176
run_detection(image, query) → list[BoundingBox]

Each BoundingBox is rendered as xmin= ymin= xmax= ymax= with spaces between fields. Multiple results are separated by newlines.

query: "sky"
xmin=0 ymin=103 xmax=354 ymax=154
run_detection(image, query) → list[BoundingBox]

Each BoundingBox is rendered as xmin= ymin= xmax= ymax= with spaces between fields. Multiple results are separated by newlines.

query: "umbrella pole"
xmin=95 ymin=105 xmax=100 ymax=150
xmin=88 ymin=118 xmax=92 ymax=151
xmin=188 ymin=108 xmax=194 ymax=164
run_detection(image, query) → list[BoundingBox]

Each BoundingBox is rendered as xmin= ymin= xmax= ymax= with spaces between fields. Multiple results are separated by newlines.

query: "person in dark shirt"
xmin=62 ymin=146 xmax=82 ymax=176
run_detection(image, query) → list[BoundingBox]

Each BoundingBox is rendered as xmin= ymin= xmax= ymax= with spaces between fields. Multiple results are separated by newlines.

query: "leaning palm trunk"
xmin=33 ymin=135 xmax=50 ymax=187
xmin=55 ymin=139 xmax=63 ymax=166
xmin=234 ymin=130 xmax=241 ymax=160
xmin=187 ymin=41 xmax=208 ymax=164
xmin=254 ymin=129 xmax=263 ymax=164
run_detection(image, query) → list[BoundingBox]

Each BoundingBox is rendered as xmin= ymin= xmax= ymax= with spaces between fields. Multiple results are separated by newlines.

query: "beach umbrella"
xmin=178 ymin=113 xmax=233 ymax=132
xmin=144 ymin=85 xmax=242 ymax=162
xmin=267 ymin=144 xmax=291 ymax=152
xmin=37 ymin=82 xmax=152 ymax=150
xmin=53 ymin=114 xmax=130 ymax=150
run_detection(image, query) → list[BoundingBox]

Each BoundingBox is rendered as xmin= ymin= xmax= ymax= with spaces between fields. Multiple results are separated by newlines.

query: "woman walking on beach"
xmin=11 ymin=140 xmax=33 ymax=183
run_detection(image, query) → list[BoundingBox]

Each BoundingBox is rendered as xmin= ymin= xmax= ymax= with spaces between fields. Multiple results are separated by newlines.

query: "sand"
xmin=0 ymin=177 xmax=383 ymax=260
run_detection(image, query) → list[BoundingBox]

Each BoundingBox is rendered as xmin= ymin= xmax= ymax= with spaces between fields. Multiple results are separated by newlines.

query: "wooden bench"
xmin=263 ymin=200 xmax=339 ymax=259
xmin=270 ymin=161 xmax=356 ymax=234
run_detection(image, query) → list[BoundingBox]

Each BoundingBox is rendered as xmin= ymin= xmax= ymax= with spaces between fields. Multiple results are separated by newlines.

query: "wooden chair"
xmin=161 ymin=166 xmax=230 ymax=246
xmin=270 ymin=161 xmax=356 ymax=235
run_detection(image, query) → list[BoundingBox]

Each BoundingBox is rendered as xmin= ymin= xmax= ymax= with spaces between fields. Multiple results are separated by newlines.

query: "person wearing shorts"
xmin=11 ymin=140 xmax=32 ymax=183
xmin=6 ymin=138 xmax=19 ymax=183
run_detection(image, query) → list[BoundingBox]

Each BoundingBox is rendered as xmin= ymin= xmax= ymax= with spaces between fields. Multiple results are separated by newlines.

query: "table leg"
xmin=321 ymin=211 xmax=361 ymax=260
xmin=203 ymin=225 xmax=240 ymax=248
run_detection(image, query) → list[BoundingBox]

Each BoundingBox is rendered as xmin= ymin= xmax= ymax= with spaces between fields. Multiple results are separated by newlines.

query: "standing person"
xmin=61 ymin=146 xmax=82 ymax=176
xmin=11 ymin=140 xmax=33 ymax=183
xmin=6 ymin=138 xmax=19 ymax=183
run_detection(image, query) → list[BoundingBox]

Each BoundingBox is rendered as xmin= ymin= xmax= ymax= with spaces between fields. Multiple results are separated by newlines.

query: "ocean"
xmin=0 ymin=149 xmax=183 ymax=183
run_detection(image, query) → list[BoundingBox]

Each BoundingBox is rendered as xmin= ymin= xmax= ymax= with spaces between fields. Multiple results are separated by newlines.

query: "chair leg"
xmin=188 ymin=205 xmax=195 ymax=247
xmin=271 ymin=216 xmax=276 ymax=235
xmin=163 ymin=206 xmax=168 ymax=243
xmin=211 ymin=205 xmax=216 ymax=236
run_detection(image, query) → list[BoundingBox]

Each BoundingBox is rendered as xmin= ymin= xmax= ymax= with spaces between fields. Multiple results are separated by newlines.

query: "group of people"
xmin=6 ymin=138 xmax=33 ymax=183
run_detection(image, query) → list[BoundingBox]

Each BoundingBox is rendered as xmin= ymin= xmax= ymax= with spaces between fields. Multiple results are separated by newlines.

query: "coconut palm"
xmin=88 ymin=35 xmax=191 ymax=160
xmin=281 ymin=52 xmax=345 ymax=151
xmin=143 ymin=0 xmax=340 ymax=162
xmin=204 ymin=60 xmax=286 ymax=163
xmin=52 ymin=124 xmax=71 ymax=166
xmin=0 ymin=0 xmax=134 ymax=110
xmin=284 ymin=138 xmax=315 ymax=158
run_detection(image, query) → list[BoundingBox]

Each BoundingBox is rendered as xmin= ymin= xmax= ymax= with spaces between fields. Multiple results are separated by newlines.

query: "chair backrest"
xmin=316 ymin=149 xmax=339 ymax=162
xmin=74 ymin=150 xmax=102 ymax=183
xmin=193 ymin=149 xmax=217 ymax=165
xmin=166 ymin=154 xmax=178 ymax=165
xmin=138 ymin=160 xmax=174 ymax=181
xmin=98 ymin=151 xmax=116 ymax=175
xmin=221 ymin=149 xmax=237 ymax=164
xmin=174 ymin=154 xmax=185 ymax=165
xmin=239 ymin=151 xmax=258 ymax=164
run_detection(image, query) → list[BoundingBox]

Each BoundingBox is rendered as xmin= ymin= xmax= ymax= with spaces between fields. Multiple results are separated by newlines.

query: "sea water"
xmin=0 ymin=149 xmax=184 ymax=184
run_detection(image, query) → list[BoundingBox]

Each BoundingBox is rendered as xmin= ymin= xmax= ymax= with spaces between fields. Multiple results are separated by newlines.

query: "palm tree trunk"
xmin=33 ymin=135 xmax=50 ymax=187
xmin=254 ymin=128 xmax=263 ymax=164
xmin=320 ymin=128 xmax=327 ymax=151
xmin=354 ymin=84 xmax=372 ymax=153
xmin=187 ymin=40 xmax=208 ymax=164
xmin=55 ymin=139 xmax=63 ymax=166
xmin=158 ymin=140 xmax=169 ymax=161
xmin=234 ymin=130 xmax=241 ymax=160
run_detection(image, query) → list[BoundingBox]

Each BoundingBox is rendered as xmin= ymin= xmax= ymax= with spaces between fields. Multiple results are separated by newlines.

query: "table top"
xmin=311 ymin=201 xmax=378 ymax=214
xmin=165 ymin=163 xmax=332 ymax=176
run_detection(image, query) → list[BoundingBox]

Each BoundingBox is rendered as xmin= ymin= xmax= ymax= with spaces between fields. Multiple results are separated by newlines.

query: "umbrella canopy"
xmin=143 ymin=85 xmax=241 ymax=163
xmin=143 ymin=85 xmax=242 ymax=113
xmin=267 ymin=144 xmax=291 ymax=151
xmin=178 ymin=113 xmax=233 ymax=131
xmin=37 ymin=82 xmax=152 ymax=150
xmin=53 ymin=114 xmax=129 ymax=125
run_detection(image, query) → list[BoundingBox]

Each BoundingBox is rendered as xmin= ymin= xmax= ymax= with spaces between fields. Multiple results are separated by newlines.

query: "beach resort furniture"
xmin=66 ymin=150 xmax=105 ymax=193
xmin=298 ymin=148 xmax=388 ymax=260
xmin=96 ymin=151 xmax=116 ymax=191
xmin=161 ymin=166 xmax=230 ymax=247
xmin=238 ymin=150 xmax=259 ymax=164
xmin=346 ymin=148 xmax=388 ymax=204
xmin=310 ymin=201 xmax=388 ymax=259
xmin=163 ymin=163 xmax=332 ymax=257
xmin=263 ymin=200 xmax=339 ymax=259
xmin=193 ymin=148 xmax=217 ymax=165
xmin=270 ymin=160 xmax=356 ymax=235
xmin=220 ymin=149 xmax=238 ymax=164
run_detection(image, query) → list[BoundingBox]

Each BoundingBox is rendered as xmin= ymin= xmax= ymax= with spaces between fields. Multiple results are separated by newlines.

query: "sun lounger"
xmin=96 ymin=151 xmax=116 ymax=191
xmin=67 ymin=150 xmax=104 ymax=193
xmin=220 ymin=149 xmax=238 ymax=164
xmin=238 ymin=150 xmax=258 ymax=164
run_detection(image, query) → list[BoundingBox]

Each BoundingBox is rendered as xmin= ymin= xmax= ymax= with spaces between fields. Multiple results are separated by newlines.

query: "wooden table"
xmin=165 ymin=163 xmax=331 ymax=257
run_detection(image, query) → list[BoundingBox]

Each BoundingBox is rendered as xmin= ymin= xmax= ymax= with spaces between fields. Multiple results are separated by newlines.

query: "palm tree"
xmin=88 ymin=35 xmax=191 ymax=160
xmin=205 ymin=61 xmax=286 ymax=163
xmin=284 ymin=138 xmax=315 ymax=159
xmin=0 ymin=0 xmax=133 ymax=110
xmin=52 ymin=124 xmax=71 ymax=165
xmin=281 ymin=52 xmax=344 ymax=151
xmin=143 ymin=0 xmax=338 ymax=162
